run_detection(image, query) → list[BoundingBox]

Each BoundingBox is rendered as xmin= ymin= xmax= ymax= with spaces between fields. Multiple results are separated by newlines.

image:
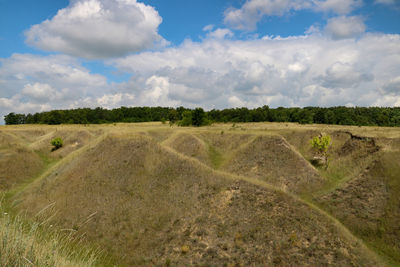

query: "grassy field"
xmin=1 ymin=122 xmax=399 ymax=266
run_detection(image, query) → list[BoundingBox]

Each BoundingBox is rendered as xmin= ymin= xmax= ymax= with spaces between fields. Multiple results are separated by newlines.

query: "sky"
xmin=0 ymin=0 xmax=400 ymax=124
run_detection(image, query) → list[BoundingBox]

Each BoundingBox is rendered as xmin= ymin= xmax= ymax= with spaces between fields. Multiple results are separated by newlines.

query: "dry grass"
xmin=163 ymin=132 xmax=212 ymax=166
xmin=0 ymin=132 xmax=44 ymax=190
xmin=0 ymin=205 xmax=101 ymax=267
xmin=1 ymin=122 xmax=400 ymax=266
xmin=221 ymin=135 xmax=324 ymax=193
xmin=12 ymin=132 xmax=383 ymax=266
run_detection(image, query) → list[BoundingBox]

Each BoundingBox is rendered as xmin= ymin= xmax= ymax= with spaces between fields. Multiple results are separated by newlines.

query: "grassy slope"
xmin=12 ymin=129 xmax=381 ymax=266
xmin=0 ymin=125 xmax=108 ymax=266
xmin=280 ymin=126 xmax=400 ymax=265
xmin=1 ymin=122 xmax=399 ymax=266
xmin=0 ymin=211 xmax=101 ymax=267
xmin=0 ymin=131 xmax=44 ymax=190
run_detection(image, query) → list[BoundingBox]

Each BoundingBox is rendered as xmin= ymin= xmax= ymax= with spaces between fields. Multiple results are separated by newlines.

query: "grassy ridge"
xmin=13 ymin=132 xmax=383 ymax=265
xmin=1 ymin=122 xmax=400 ymax=266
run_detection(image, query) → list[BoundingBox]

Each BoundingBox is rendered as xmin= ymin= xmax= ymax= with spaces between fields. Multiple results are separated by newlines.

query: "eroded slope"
xmin=221 ymin=135 xmax=324 ymax=193
xmin=14 ymin=133 xmax=380 ymax=266
xmin=0 ymin=131 xmax=44 ymax=190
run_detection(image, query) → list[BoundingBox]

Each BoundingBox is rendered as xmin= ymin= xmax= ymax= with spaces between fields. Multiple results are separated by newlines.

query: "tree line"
xmin=4 ymin=106 xmax=400 ymax=127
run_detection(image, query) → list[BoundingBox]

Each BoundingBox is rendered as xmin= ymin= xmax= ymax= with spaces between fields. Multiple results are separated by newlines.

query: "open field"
xmin=1 ymin=122 xmax=400 ymax=266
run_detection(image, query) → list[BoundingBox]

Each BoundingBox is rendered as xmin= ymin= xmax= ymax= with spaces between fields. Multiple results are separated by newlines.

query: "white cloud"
xmin=381 ymin=76 xmax=400 ymax=95
xmin=203 ymin=24 xmax=215 ymax=32
xmin=313 ymin=0 xmax=362 ymax=14
xmin=207 ymin=28 xmax=234 ymax=39
xmin=224 ymin=0 xmax=310 ymax=31
xmin=2 ymin=32 xmax=400 ymax=124
xmin=375 ymin=0 xmax=395 ymax=4
xmin=228 ymin=95 xmax=246 ymax=107
xmin=21 ymin=83 xmax=62 ymax=103
xmin=25 ymin=0 xmax=166 ymax=59
xmin=0 ymin=96 xmax=52 ymax=115
xmin=112 ymin=33 xmax=400 ymax=109
xmin=224 ymin=0 xmax=362 ymax=31
xmin=319 ymin=62 xmax=373 ymax=87
xmin=97 ymin=93 xmax=135 ymax=108
xmin=0 ymin=54 xmax=108 ymax=98
xmin=325 ymin=16 xmax=366 ymax=39
xmin=0 ymin=54 xmax=111 ymax=123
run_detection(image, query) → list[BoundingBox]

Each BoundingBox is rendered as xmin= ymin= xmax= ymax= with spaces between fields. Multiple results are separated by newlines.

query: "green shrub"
xmin=310 ymin=134 xmax=332 ymax=168
xmin=178 ymin=111 xmax=193 ymax=126
xmin=178 ymin=108 xmax=211 ymax=127
xmin=51 ymin=137 xmax=63 ymax=151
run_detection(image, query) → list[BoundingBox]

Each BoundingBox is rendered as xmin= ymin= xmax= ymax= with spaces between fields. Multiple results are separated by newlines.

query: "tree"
xmin=51 ymin=137 xmax=63 ymax=151
xmin=168 ymin=109 xmax=179 ymax=124
xmin=4 ymin=112 xmax=25 ymax=125
xmin=310 ymin=134 xmax=332 ymax=169
xmin=4 ymin=113 xmax=18 ymax=125
xmin=192 ymin=108 xmax=206 ymax=127
xmin=178 ymin=111 xmax=193 ymax=126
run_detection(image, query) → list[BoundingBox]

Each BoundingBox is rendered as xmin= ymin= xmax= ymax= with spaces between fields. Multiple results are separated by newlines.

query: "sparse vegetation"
xmin=310 ymin=134 xmax=332 ymax=168
xmin=0 ymin=210 xmax=101 ymax=266
xmin=1 ymin=122 xmax=399 ymax=266
xmin=51 ymin=137 xmax=63 ymax=151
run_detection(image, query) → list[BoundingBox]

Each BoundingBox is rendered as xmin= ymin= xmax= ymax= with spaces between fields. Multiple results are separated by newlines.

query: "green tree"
xmin=4 ymin=113 xmax=18 ymax=125
xmin=4 ymin=113 xmax=25 ymax=125
xmin=178 ymin=111 xmax=193 ymax=126
xmin=192 ymin=108 xmax=206 ymax=127
xmin=310 ymin=135 xmax=332 ymax=168
xmin=51 ymin=137 xmax=63 ymax=151
xmin=168 ymin=109 xmax=179 ymax=124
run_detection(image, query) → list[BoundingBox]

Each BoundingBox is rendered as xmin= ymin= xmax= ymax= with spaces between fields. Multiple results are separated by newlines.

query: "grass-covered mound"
xmin=13 ymin=133 xmax=380 ymax=266
xmin=221 ymin=135 xmax=324 ymax=194
xmin=0 ymin=131 xmax=44 ymax=190
xmin=282 ymin=128 xmax=400 ymax=264
xmin=315 ymin=150 xmax=400 ymax=264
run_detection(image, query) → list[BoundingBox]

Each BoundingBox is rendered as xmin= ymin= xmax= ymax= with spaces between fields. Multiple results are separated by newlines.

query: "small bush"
xmin=51 ymin=137 xmax=63 ymax=151
xmin=310 ymin=134 xmax=332 ymax=168
xmin=181 ymin=245 xmax=190 ymax=254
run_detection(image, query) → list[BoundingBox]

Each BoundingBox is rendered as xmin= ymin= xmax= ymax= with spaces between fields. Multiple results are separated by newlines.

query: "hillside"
xmin=1 ymin=122 xmax=399 ymax=266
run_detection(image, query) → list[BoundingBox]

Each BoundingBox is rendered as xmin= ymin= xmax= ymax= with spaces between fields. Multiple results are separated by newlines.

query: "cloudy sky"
xmin=0 ymin=0 xmax=400 ymax=123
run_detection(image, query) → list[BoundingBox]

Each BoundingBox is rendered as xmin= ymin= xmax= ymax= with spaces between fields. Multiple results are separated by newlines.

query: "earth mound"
xmin=14 ymin=133 xmax=379 ymax=266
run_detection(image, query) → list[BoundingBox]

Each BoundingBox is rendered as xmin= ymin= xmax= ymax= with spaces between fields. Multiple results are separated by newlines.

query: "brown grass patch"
xmin=222 ymin=135 xmax=324 ymax=193
xmin=13 ymin=133 xmax=381 ymax=266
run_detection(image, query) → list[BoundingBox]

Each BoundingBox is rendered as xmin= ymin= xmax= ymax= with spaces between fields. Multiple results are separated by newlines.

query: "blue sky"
xmin=0 ymin=0 xmax=400 ymax=123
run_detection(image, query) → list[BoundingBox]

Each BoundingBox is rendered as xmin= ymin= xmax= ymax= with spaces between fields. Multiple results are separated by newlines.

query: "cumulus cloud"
xmin=0 ymin=54 xmax=108 ymax=98
xmin=206 ymin=28 xmax=234 ymax=39
xmin=96 ymin=93 xmax=135 ymax=108
xmin=381 ymin=77 xmax=400 ymax=95
xmin=325 ymin=16 xmax=366 ymax=39
xmin=0 ymin=54 xmax=112 ymax=123
xmin=25 ymin=0 xmax=166 ymax=59
xmin=313 ymin=0 xmax=362 ymax=14
xmin=112 ymin=33 xmax=400 ymax=109
xmin=319 ymin=62 xmax=373 ymax=87
xmin=2 ymin=32 xmax=400 ymax=124
xmin=224 ymin=0 xmax=310 ymax=31
xmin=21 ymin=83 xmax=64 ymax=103
xmin=375 ymin=0 xmax=395 ymax=4
xmin=224 ymin=0 xmax=362 ymax=31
